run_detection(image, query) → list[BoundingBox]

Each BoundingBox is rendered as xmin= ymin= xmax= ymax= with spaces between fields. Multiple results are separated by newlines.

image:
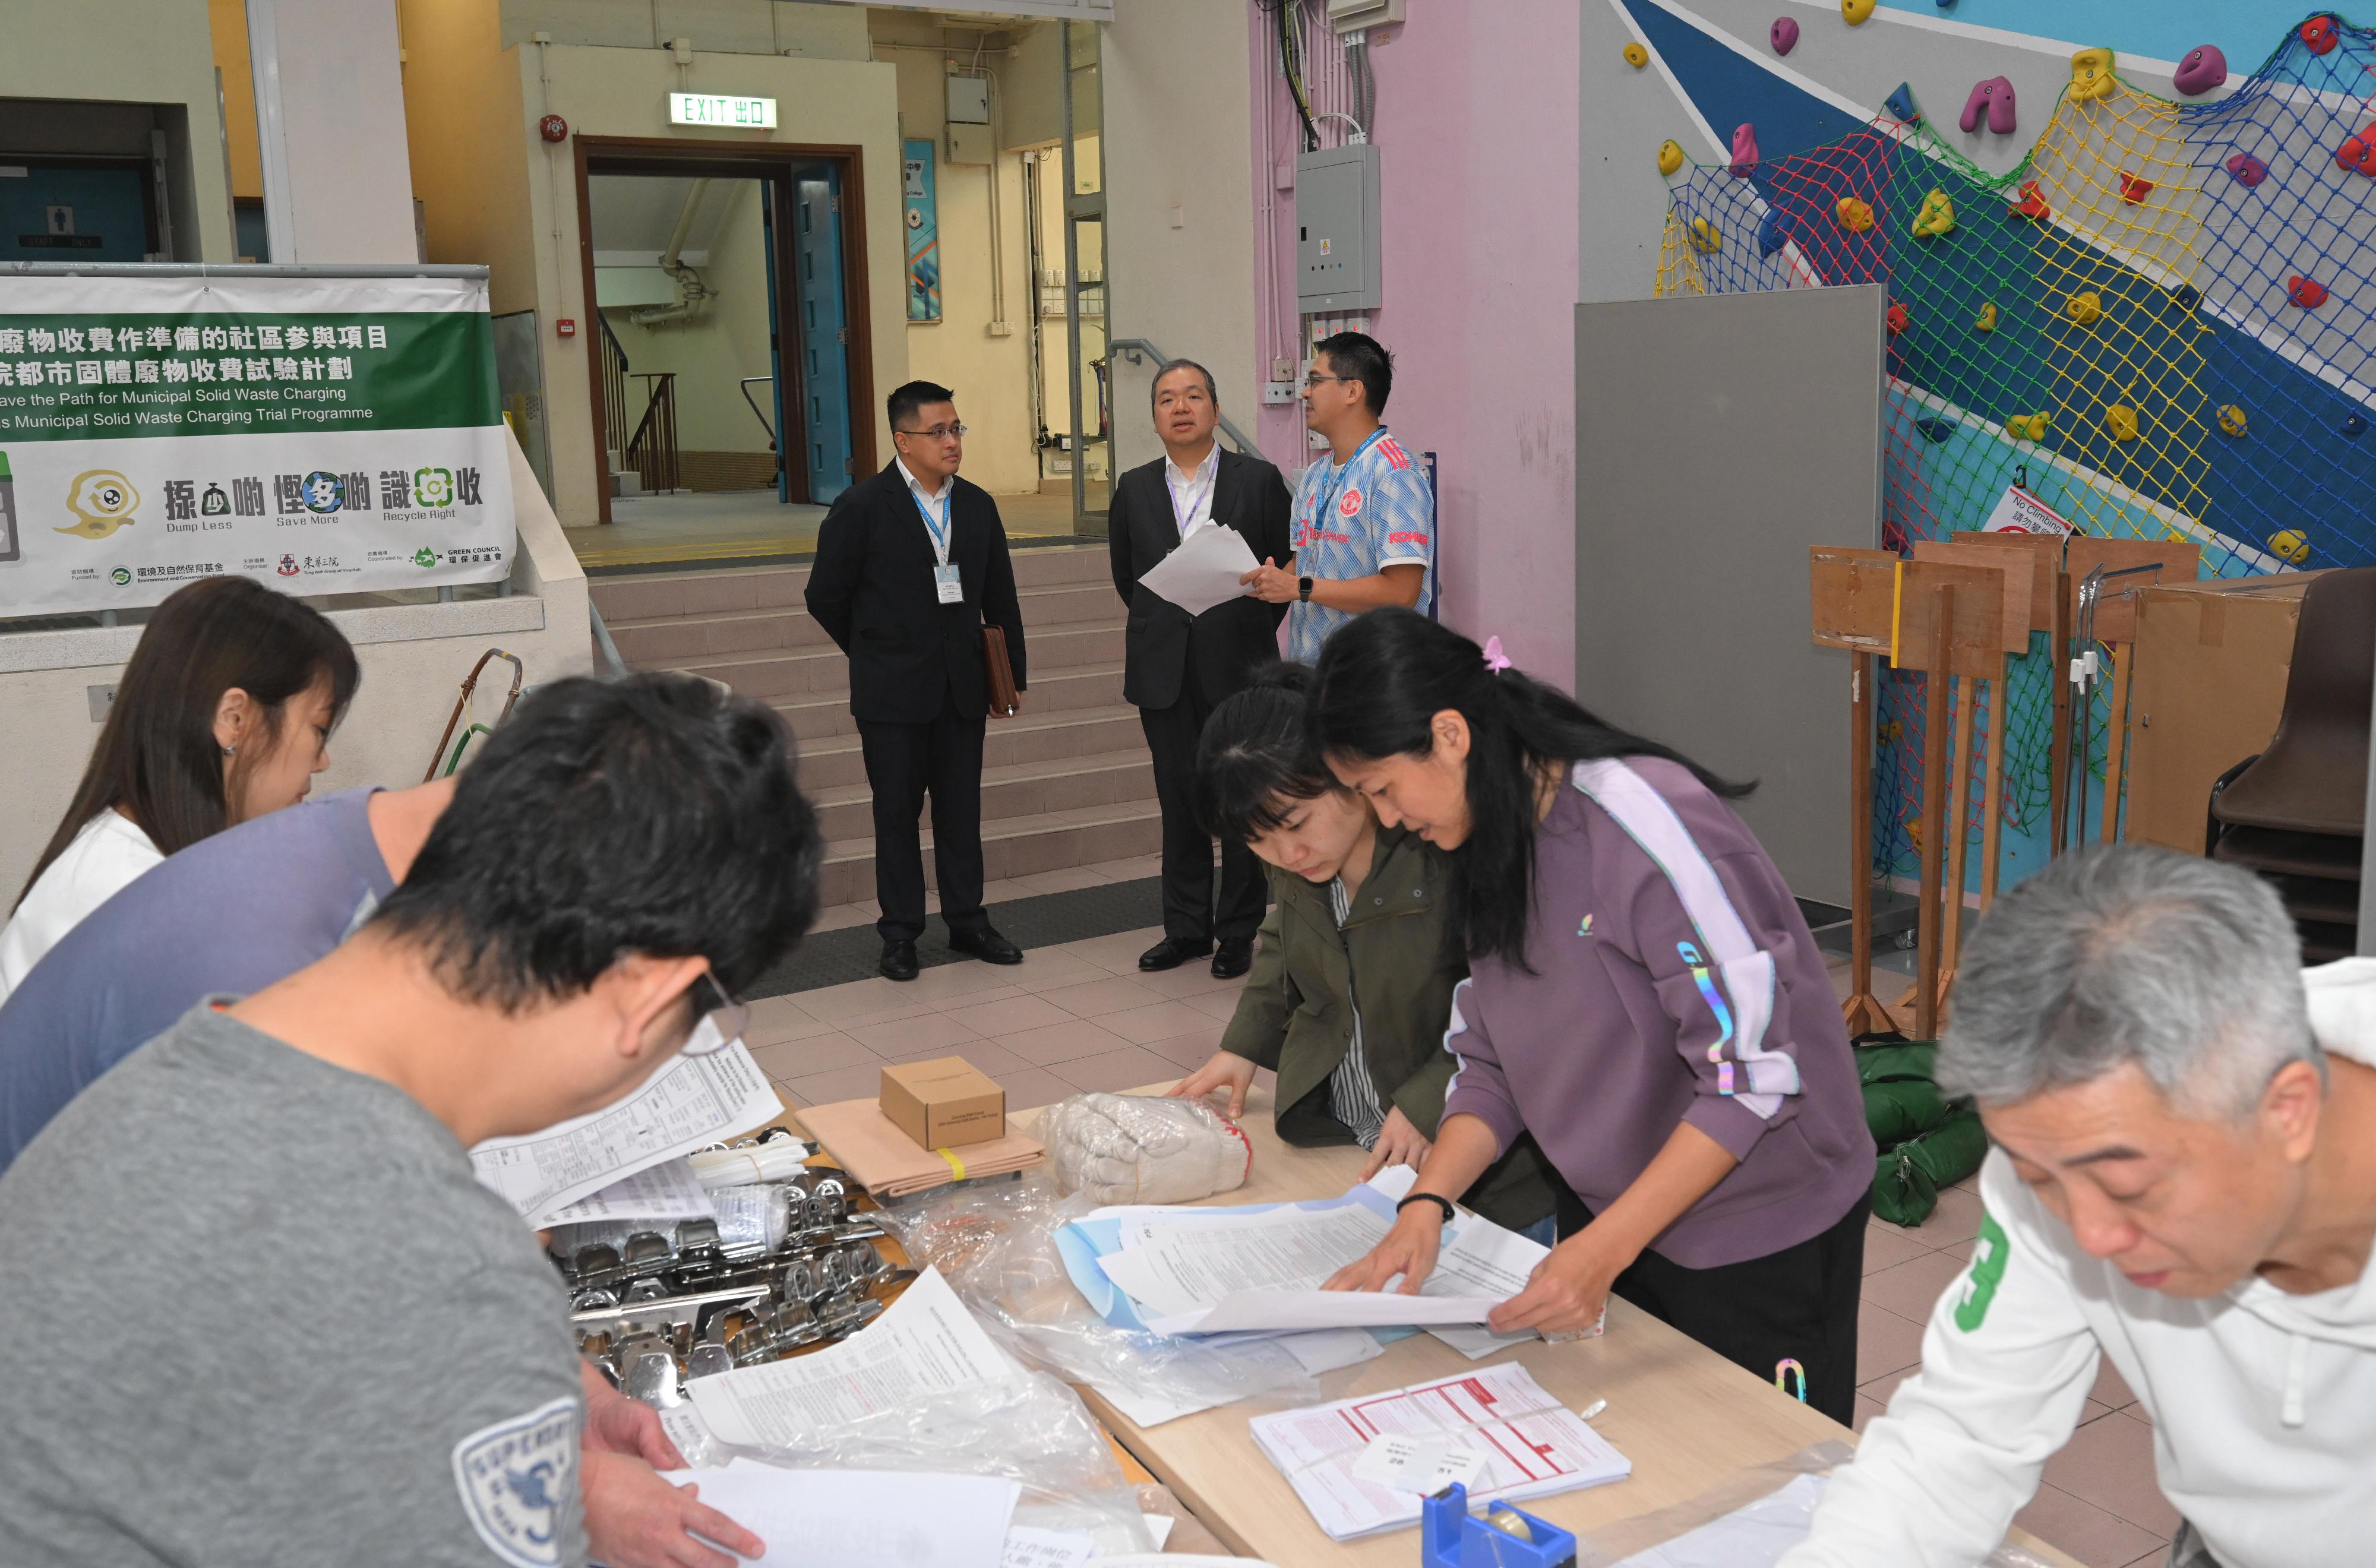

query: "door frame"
xmin=572 ymin=135 xmax=876 ymax=525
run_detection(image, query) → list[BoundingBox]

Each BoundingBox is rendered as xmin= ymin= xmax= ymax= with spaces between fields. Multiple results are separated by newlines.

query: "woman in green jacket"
xmin=1167 ymin=665 xmax=1556 ymax=1238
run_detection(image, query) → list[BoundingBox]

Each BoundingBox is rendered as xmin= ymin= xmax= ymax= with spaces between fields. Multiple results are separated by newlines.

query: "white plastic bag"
xmin=1038 ymin=1092 xmax=1253 ymax=1205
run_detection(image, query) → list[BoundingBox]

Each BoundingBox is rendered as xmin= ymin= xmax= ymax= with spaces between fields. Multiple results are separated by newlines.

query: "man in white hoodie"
xmin=1783 ymin=846 xmax=2376 ymax=1568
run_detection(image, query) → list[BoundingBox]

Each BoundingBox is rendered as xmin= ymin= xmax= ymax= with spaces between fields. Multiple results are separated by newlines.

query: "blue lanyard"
xmin=1311 ymin=428 xmax=1386 ymax=524
xmin=909 ymin=486 xmax=952 ymax=562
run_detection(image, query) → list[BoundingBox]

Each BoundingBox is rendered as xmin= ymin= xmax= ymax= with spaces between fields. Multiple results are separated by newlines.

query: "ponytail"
xmin=1309 ymin=608 xmax=1750 ymax=970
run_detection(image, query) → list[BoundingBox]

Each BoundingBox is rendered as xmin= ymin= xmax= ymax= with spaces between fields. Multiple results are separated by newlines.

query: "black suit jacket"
xmin=1107 ymin=445 xmax=1293 ymax=711
xmin=805 ymin=462 xmax=1028 ymax=725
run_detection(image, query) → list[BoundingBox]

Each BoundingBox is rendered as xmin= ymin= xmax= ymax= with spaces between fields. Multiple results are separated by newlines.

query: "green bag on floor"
xmin=1857 ymin=1042 xmax=1952 ymax=1147
xmin=1872 ymin=1109 xmax=1990 ymax=1227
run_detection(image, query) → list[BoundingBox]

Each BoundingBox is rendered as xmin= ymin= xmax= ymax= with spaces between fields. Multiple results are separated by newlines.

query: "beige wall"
xmin=1100 ymin=0 xmax=1257 ymax=482
xmin=0 ymin=0 xmax=236 ymax=261
xmin=208 ymin=0 xmax=263 ymax=200
xmin=498 ymin=0 xmax=873 ymax=57
xmin=271 ymin=0 xmax=422 ymax=264
xmin=874 ymin=12 xmax=1039 ymax=495
xmin=600 ymin=178 xmax=778 ymax=459
xmin=504 ymin=43 xmax=908 ymax=526
xmin=400 ymin=0 xmax=541 ymax=316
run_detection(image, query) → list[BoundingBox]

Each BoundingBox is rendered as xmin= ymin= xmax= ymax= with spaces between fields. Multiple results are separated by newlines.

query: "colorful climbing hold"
xmin=1960 ymin=77 xmax=2017 ymax=135
xmin=1842 ymin=0 xmax=1875 ymax=24
xmin=2339 ymin=124 xmax=2376 ymax=176
xmin=2269 ymin=529 xmax=2311 ymax=565
xmin=1771 ymin=16 xmax=1799 ymax=54
xmin=1884 ymin=83 xmax=1919 ymax=123
xmin=2303 ymin=16 xmax=2340 ymax=55
xmin=2010 ymin=180 xmax=2052 ymax=221
xmin=1910 ymin=189 xmax=1956 ymax=239
xmin=1836 ymin=197 xmax=1876 ymax=233
xmin=2005 ymin=413 xmax=2050 ymax=442
xmin=1689 ymin=216 xmax=1723 ymax=254
xmin=1730 ymin=124 xmax=1760 ymax=176
xmin=2118 ymin=172 xmax=2155 ymax=204
xmin=2068 ymin=48 xmax=2116 ymax=103
xmin=2226 ymin=153 xmax=2270 ymax=187
xmin=2216 ymin=404 xmax=2248 ymax=437
xmin=2173 ymin=44 xmax=2228 ymax=96
xmin=2065 ymin=290 xmax=2103 ymax=326
xmin=1975 ymin=302 xmax=1998 ymax=333
xmin=1622 ymin=41 xmax=1649 ymax=68
xmin=1914 ymin=418 xmax=1955 ymax=443
xmin=2290 ymin=276 xmax=2331 ymax=309
xmin=2346 ymin=414 xmax=2369 ymax=438
xmin=1657 ymin=139 xmax=1685 ymax=176
xmin=1758 ymin=209 xmax=1792 ymax=258
xmin=1887 ymin=302 xmax=1910 ymax=335
xmin=2104 ymin=404 xmax=2140 ymax=443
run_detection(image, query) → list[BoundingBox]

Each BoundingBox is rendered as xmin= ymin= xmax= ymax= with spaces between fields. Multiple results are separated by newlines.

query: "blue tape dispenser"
xmin=1420 ymin=1482 xmax=1578 ymax=1568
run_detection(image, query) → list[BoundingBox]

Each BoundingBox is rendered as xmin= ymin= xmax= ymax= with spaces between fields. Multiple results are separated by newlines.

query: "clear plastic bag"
xmin=876 ymin=1173 xmax=1318 ymax=1420
xmin=1037 ymin=1092 xmax=1253 ymax=1205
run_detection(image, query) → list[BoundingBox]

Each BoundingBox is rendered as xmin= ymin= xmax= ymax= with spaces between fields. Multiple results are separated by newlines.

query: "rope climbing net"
xmin=1654 ymin=14 xmax=2376 ymax=878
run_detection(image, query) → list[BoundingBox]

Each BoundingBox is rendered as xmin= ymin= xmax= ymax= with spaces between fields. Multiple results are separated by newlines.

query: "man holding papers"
xmin=1108 ymin=359 xmax=1293 ymax=979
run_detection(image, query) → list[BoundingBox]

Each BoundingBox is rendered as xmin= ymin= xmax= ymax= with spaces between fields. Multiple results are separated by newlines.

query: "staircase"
xmin=587 ymin=545 xmax=1159 ymax=908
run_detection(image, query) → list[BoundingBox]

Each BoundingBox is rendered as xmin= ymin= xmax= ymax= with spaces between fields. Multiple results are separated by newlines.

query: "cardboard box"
xmin=2125 ymin=572 xmax=2326 ymax=853
xmin=879 ymin=1057 xmax=1007 ymax=1150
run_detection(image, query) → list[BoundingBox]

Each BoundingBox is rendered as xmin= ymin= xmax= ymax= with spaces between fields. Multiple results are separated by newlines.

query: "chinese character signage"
xmin=0 ymin=271 xmax=511 ymax=615
xmin=903 ymin=140 xmax=941 ymax=323
xmin=666 ymin=92 xmax=777 ymax=129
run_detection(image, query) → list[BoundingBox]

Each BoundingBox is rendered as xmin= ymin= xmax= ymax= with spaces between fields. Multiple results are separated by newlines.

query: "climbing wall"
xmin=1650 ymin=14 xmax=2376 ymax=887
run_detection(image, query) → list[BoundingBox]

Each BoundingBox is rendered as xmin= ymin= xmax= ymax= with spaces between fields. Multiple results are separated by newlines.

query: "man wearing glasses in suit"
xmin=1108 ymin=359 xmax=1293 ymax=979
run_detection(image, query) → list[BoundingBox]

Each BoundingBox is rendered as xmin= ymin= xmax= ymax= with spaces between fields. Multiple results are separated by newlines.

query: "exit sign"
xmin=668 ymin=92 xmax=776 ymax=129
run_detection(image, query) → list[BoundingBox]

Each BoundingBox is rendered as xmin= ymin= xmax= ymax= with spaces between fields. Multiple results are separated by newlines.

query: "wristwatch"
xmin=1298 ymin=576 xmax=1315 ymax=603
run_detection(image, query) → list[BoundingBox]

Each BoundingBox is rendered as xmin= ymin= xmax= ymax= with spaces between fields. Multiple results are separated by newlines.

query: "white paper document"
xmin=656 ymin=1460 xmax=1018 ymax=1568
xmin=1149 ymin=1288 xmax=1506 ymax=1335
xmin=1247 ymin=1362 xmax=1632 ymax=1540
xmin=1136 ymin=520 xmax=1262 ymax=617
xmin=469 ymin=1026 xmax=779 ymax=1225
xmin=1612 ymin=1472 xmax=1830 ymax=1567
xmin=1350 ymin=1433 xmax=1489 ymax=1494
xmin=689 ymin=1267 xmax=1018 ymax=1448
xmin=1001 ymin=1526 xmax=1098 ymax=1568
xmin=538 ymin=1156 xmax=718 ymax=1226
xmin=1092 ymin=1326 xmax=1384 ymax=1429
xmin=1096 ymin=1203 xmax=1392 ymax=1317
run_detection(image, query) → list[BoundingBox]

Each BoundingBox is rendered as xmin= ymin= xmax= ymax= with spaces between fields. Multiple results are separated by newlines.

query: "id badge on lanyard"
xmin=915 ymin=490 xmax=962 ymax=603
xmin=934 ymin=562 xmax=963 ymax=604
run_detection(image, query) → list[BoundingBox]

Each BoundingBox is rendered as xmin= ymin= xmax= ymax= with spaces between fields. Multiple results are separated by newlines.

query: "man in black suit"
xmin=1108 ymin=359 xmax=1293 ymax=979
xmin=807 ymin=381 xmax=1028 ymax=981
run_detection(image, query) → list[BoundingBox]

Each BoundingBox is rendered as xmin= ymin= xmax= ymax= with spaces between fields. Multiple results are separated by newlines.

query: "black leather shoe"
xmin=1211 ymin=938 xmax=1254 ymax=979
xmin=879 ymin=940 xmax=920 ymax=982
xmin=949 ymin=925 xmax=1024 ymax=965
xmin=1139 ymin=936 xmax=1214 ymax=972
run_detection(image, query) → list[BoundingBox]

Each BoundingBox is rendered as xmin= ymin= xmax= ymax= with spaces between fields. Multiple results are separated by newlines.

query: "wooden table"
xmin=1010 ymin=1083 xmax=2083 ymax=1567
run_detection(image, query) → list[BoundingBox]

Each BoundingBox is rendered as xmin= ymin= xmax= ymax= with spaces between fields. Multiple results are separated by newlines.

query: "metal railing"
xmin=1103 ymin=338 xmax=1265 ymax=456
xmin=625 ymin=372 xmax=680 ymax=495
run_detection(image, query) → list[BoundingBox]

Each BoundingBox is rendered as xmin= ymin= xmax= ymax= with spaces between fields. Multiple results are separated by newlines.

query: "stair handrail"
xmin=1103 ymin=338 xmax=1265 ymax=457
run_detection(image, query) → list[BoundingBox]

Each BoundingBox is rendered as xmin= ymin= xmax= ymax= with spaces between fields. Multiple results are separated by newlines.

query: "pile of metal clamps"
xmin=558 ymin=1169 xmax=915 ymax=1402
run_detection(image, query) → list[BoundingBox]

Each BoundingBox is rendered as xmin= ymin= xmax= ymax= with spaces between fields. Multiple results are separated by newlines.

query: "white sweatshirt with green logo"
xmin=1783 ymin=959 xmax=2376 ymax=1568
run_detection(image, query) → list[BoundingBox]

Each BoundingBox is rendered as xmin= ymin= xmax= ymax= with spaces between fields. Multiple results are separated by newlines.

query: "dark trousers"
xmin=1139 ymin=671 xmax=1266 ymax=946
xmin=858 ymin=690 xmax=989 ymax=944
xmin=1555 ymin=1183 xmax=1869 ymax=1427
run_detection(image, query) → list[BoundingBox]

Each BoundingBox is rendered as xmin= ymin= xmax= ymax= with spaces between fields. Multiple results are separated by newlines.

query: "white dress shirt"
xmin=1162 ymin=441 xmax=1221 ymax=538
xmin=895 ymin=457 xmax=956 ymax=564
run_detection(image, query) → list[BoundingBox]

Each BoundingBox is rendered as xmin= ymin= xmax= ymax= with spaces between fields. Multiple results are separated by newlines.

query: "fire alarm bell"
xmin=540 ymin=114 xmax=569 ymax=143
xmin=557 ymin=318 xmax=577 ymax=338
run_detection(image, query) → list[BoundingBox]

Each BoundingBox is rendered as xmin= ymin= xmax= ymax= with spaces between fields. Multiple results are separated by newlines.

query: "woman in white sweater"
xmin=0 ymin=577 xmax=358 ymax=998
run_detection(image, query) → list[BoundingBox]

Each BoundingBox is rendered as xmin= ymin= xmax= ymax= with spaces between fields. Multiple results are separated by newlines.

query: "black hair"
xmin=887 ymin=380 xmax=956 ymax=431
xmin=369 ymin=672 xmax=822 ymax=1010
xmin=18 ymin=576 xmax=360 ymax=910
xmin=1314 ymin=331 xmax=1392 ymax=417
xmin=1151 ymin=358 xmax=1218 ymax=413
xmin=1309 ymin=609 xmax=1751 ymax=970
xmin=1194 ymin=662 xmax=1344 ymax=845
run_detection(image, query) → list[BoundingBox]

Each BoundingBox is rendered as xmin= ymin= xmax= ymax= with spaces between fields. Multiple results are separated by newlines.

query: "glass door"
xmin=1060 ymin=20 xmax=1108 ymax=535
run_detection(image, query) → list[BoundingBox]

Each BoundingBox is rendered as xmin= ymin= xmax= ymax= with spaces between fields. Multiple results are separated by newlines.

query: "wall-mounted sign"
xmin=666 ymin=93 xmax=777 ymax=129
xmin=902 ymin=140 xmax=941 ymax=323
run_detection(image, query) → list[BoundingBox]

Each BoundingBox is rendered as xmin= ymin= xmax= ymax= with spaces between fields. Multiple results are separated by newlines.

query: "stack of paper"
xmin=652 ymin=1459 xmax=1020 ymax=1567
xmin=1247 ymin=1363 xmax=1631 ymax=1540
xmin=1136 ymin=520 xmax=1261 ymax=617
xmin=797 ymin=1097 xmax=1045 ymax=1197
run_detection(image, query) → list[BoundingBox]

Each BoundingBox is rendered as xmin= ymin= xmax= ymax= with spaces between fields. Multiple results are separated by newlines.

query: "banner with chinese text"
xmin=0 ymin=272 xmax=511 ymax=615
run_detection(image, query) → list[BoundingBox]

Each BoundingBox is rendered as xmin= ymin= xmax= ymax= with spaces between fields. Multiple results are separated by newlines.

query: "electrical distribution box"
xmin=946 ymin=75 xmax=991 ymax=125
xmin=1296 ymin=143 xmax=1382 ymax=313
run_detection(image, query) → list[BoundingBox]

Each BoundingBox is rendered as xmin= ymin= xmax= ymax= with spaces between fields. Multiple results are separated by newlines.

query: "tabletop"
xmin=1006 ymin=1082 xmax=2084 ymax=1568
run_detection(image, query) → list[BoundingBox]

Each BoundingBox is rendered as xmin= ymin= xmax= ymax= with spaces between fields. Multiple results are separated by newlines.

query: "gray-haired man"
xmin=1782 ymin=846 xmax=2376 ymax=1568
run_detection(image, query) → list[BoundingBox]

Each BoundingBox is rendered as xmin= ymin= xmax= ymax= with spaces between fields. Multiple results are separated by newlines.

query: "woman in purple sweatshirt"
xmin=1315 ymin=609 xmax=1874 ymax=1422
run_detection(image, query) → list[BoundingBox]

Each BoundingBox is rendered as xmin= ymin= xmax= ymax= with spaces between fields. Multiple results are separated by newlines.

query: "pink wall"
xmin=1245 ymin=0 xmax=1582 ymax=688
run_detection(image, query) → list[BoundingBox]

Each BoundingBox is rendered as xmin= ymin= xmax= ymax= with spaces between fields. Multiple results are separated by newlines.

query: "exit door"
xmin=0 ymin=165 xmax=153 ymax=263
xmin=794 ymin=168 xmax=855 ymax=504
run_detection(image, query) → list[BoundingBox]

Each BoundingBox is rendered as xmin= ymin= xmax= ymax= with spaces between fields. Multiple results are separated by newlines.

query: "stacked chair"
xmin=2206 ymin=567 xmax=2376 ymax=962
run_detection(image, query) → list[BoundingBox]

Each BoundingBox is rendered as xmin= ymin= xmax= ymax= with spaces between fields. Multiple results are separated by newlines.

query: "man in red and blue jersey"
xmin=1240 ymin=331 xmax=1434 ymax=662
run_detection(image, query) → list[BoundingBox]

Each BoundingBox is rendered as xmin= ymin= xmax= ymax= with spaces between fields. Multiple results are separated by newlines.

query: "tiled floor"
xmin=753 ymin=927 xmax=2170 ymax=1568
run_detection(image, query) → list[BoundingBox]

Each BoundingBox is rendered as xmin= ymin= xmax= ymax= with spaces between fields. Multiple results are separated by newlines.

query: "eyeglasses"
xmin=896 ymin=422 xmax=967 ymax=441
xmin=1302 ymin=373 xmax=1350 ymax=390
xmin=681 ymin=970 xmax=748 ymax=1057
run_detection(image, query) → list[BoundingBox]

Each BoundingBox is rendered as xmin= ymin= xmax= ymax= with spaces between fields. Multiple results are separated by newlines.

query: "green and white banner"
xmin=0 ymin=272 xmax=511 ymax=615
